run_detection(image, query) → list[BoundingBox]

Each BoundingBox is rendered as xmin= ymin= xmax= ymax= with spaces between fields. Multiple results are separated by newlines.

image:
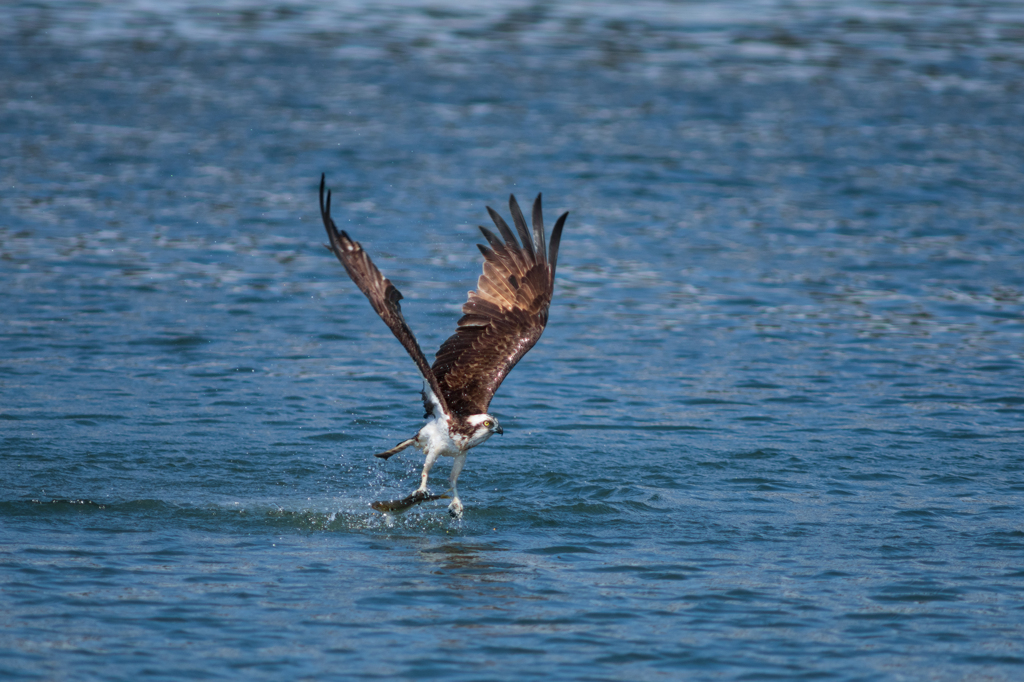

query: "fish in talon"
xmin=370 ymin=492 xmax=449 ymax=514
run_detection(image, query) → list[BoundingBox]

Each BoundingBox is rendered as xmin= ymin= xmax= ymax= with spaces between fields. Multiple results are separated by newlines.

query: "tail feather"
xmin=374 ymin=438 xmax=415 ymax=460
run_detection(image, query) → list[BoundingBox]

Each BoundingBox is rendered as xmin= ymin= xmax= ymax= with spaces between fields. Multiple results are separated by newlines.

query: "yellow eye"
xmin=483 ymin=420 xmax=492 ymax=427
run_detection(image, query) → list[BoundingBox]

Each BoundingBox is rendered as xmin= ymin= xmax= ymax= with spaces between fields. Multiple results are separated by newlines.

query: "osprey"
xmin=318 ymin=175 xmax=569 ymax=517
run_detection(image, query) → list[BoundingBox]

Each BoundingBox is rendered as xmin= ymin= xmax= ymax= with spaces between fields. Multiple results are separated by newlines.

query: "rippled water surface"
xmin=3 ymin=1 xmax=1024 ymax=679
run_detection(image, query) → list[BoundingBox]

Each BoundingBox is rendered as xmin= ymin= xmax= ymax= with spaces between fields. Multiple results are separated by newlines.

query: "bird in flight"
xmin=319 ymin=175 xmax=569 ymax=517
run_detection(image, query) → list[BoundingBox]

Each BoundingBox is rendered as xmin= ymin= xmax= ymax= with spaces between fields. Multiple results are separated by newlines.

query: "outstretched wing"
xmin=432 ymin=193 xmax=569 ymax=417
xmin=319 ymin=175 xmax=451 ymax=418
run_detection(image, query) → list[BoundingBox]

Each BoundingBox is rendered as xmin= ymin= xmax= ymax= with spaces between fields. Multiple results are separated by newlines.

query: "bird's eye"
xmin=483 ymin=420 xmax=492 ymax=427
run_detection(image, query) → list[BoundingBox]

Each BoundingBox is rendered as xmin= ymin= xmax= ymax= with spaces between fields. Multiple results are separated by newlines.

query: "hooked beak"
xmin=496 ymin=425 xmax=504 ymax=435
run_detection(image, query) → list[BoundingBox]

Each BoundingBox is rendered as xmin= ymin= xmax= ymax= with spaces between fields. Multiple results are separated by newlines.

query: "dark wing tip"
xmin=548 ymin=210 xmax=569 ymax=281
xmin=320 ymin=174 xmax=341 ymax=246
xmin=508 ymin=193 xmax=536 ymax=259
xmin=531 ymin=193 xmax=546 ymax=265
xmin=487 ymin=205 xmax=519 ymax=247
xmin=477 ymin=225 xmax=506 ymax=252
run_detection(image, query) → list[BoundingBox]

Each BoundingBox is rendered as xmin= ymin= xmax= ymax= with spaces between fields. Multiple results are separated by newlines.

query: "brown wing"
xmin=319 ymin=175 xmax=451 ymax=418
xmin=432 ymin=193 xmax=569 ymax=417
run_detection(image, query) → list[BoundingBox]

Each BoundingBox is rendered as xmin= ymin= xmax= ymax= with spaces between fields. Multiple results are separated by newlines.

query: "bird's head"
xmin=464 ymin=413 xmax=503 ymax=447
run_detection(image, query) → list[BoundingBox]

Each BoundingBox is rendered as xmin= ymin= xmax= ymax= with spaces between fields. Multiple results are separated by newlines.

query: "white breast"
xmin=415 ymin=415 xmax=464 ymax=457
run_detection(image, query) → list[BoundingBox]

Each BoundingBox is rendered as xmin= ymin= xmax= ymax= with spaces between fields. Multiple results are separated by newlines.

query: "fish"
xmin=370 ymin=491 xmax=450 ymax=513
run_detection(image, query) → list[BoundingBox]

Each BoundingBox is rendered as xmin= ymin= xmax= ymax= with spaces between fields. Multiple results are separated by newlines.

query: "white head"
xmin=464 ymin=413 xmax=503 ymax=447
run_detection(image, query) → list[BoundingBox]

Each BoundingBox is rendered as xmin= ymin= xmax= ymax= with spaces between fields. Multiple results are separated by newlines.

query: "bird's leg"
xmin=447 ymin=453 xmax=467 ymax=518
xmin=415 ymin=449 xmax=441 ymax=495
xmin=374 ymin=438 xmax=415 ymax=460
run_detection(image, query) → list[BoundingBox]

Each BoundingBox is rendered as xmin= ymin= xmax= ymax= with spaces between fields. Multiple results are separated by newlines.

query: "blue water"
xmin=3 ymin=1 xmax=1024 ymax=679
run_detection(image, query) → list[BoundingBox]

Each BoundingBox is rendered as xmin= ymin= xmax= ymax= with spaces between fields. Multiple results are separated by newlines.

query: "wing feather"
xmin=478 ymin=226 xmax=506 ymax=253
xmin=319 ymin=175 xmax=451 ymax=418
xmin=486 ymin=206 xmax=519 ymax=248
xmin=432 ymin=193 xmax=570 ymax=417
xmin=531 ymin=194 xmax=547 ymax=266
xmin=508 ymin=194 xmax=535 ymax=260
xmin=547 ymin=211 xmax=569 ymax=282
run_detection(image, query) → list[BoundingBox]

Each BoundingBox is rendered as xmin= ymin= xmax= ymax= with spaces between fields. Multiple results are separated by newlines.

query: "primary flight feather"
xmin=318 ymin=175 xmax=569 ymax=517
